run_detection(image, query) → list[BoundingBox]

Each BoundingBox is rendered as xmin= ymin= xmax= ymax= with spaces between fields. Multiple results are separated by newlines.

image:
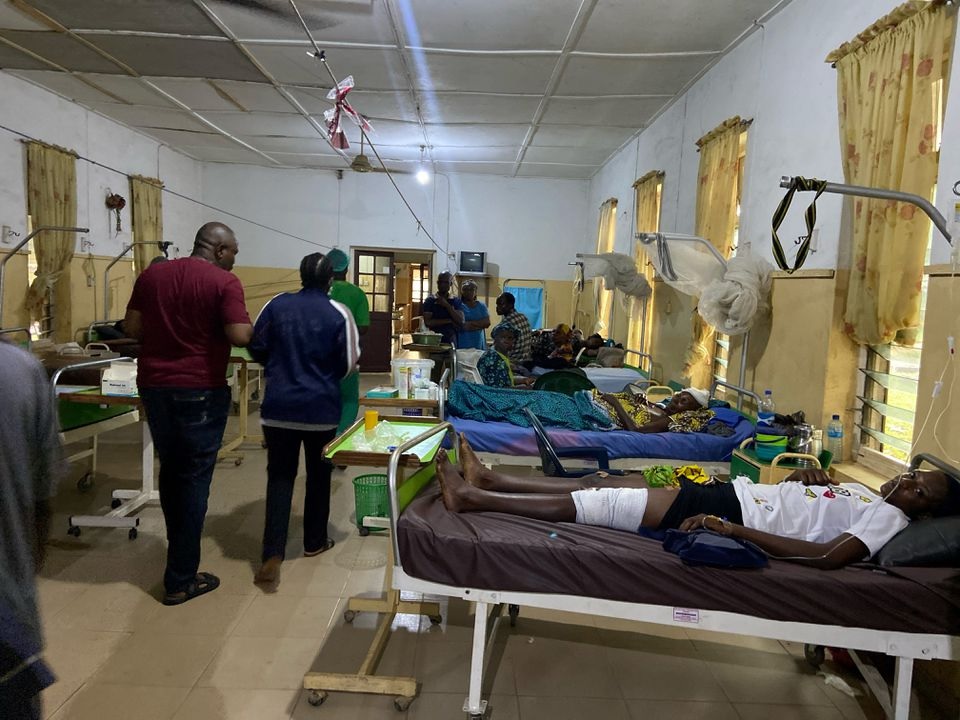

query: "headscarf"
xmin=681 ymin=387 xmax=710 ymax=408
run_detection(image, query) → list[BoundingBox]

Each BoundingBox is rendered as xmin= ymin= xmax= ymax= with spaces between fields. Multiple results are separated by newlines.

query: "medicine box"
xmin=101 ymin=360 xmax=138 ymax=396
xmin=366 ymin=386 xmax=399 ymax=399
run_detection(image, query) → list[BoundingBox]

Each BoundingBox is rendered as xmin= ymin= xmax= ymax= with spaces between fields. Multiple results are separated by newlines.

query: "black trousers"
xmin=261 ymin=425 xmax=337 ymax=561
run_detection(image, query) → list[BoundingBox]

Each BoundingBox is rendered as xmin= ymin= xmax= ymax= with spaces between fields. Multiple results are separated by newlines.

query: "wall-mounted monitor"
xmin=458 ymin=251 xmax=487 ymax=276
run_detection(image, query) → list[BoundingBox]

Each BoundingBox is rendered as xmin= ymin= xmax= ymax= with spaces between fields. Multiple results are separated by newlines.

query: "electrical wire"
xmin=0 ymin=121 xmax=332 ymax=251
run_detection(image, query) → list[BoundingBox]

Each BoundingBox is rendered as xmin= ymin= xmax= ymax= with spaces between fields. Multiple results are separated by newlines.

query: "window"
xmin=595 ymin=198 xmax=618 ymax=333
xmin=412 ymin=263 xmax=430 ymax=303
xmin=628 ymin=174 xmax=663 ymax=357
xmin=25 ymin=214 xmax=51 ymax=340
xmin=711 ymin=135 xmax=747 ymax=385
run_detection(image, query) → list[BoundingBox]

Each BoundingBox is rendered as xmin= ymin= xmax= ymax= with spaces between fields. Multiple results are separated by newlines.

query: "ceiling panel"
xmin=8 ymin=69 xmax=118 ymax=103
xmin=87 ymin=104 xmax=210 ymax=132
xmin=430 ymin=146 xmax=518 ymax=162
xmin=148 ymin=77 xmax=245 ymax=111
xmin=516 ymin=163 xmax=596 ymax=179
xmin=578 ymin=0 xmax=782 ymax=53
xmin=79 ymin=74 xmax=179 ymax=106
xmin=86 ymin=34 xmax=264 ymax=81
xmin=266 ymin=153 xmax=344 ymax=169
xmin=216 ymin=80 xmax=290 ymax=112
xmin=0 ymin=31 xmax=123 ymax=73
xmin=436 ymin=161 xmax=515 ymax=176
xmin=423 ymin=53 xmax=557 ymax=94
xmin=28 ymin=0 xmax=224 ymax=35
xmin=532 ymin=124 xmax=636 ymax=148
xmin=0 ymin=40 xmax=51 ymax=70
xmin=409 ymin=0 xmax=580 ymax=51
xmin=421 ymin=94 xmax=539 ymax=124
xmin=286 ymin=87 xmax=417 ymax=121
xmin=427 ymin=124 xmax=530 ymax=147
xmin=557 ymin=55 xmax=713 ymax=96
xmin=136 ymin=127 xmax=241 ymax=149
xmin=240 ymin=135 xmax=339 ymax=154
xmin=199 ymin=111 xmax=317 ymax=138
xmin=335 ymin=119 xmax=425 ymax=147
xmin=205 ymin=0 xmax=396 ymax=45
xmin=542 ymin=96 xmax=667 ymax=127
xmin=522 ymin=146 xmax=614 ymax=165
xmin=178 ymin=145 xmax=273 ymax=164
xmin=244 ymin=44 xmax=404 ymax=88
xmin=0 ymin=4 xmax=50 ymax=30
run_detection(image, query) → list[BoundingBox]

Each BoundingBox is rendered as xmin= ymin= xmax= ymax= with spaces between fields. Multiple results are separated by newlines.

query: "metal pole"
xmin=0 ymin=226 xmax=88 ymax=328
xmin=779 ymin=176 xmax=952 ymax=245
xmin=634 ymin=232 xmax=729 ymax=271
xmin=103 ymin=241 xmax=169 ymax=321
xmin=737 ymin=331 xmax=750 ymax=412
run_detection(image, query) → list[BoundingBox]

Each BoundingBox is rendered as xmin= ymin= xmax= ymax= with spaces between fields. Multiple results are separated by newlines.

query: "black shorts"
xmin=657 ymin=479 xmax=743 ymax=531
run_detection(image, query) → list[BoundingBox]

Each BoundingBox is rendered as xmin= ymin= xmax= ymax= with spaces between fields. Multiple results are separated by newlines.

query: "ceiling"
xmin=0 ymin=0 xmax=790 ymax=179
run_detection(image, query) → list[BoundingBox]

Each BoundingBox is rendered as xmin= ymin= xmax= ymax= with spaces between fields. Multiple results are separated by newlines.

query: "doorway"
xmin=352 ymin=248 xmax=434 ymax=372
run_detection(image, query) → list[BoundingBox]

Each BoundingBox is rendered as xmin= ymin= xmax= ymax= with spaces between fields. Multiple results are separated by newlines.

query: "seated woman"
xmin=477 ymin=324 xmax=535 ymax=388
xmin=530 ymin=324 xmax=576 ymax=369
xmin=437 ymin=435 xmax=960 ymax=569
xmin=575 ymin=333 xmax=605 ymax=367
xmin=593 ymin=387 xmax=721 ymax=434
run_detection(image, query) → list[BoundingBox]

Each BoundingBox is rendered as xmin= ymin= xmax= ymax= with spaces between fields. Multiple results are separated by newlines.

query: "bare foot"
xmin=458 ymin=433 xmax=491 ymax=489
xmin=436 ymin=448 xmax=474 ymax=512
xmin=254 ymin=556 xmax=282 ymax=586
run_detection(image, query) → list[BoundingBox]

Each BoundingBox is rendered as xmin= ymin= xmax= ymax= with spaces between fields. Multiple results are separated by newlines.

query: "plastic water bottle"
xmin=827 ymin=414 xmax=844 ymax=464
xmin=758 ymin=389 xmax=776 ymax=426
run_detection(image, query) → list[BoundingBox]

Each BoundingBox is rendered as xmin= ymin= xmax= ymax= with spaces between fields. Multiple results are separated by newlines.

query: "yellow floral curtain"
xmin=682 ymin=117 xmax=747 ymax=388
xmin=594 ymin=198 xmax=617 ymax=334
xmin=129 ymin=175 xmax=164 ymax=274
xmin=25 ymin=141 xmax=78 ymax=342
xmin=831 ymin=1 xmax=953 ymax=345
xmin=628 ymin=171 xmax=663 ymax=353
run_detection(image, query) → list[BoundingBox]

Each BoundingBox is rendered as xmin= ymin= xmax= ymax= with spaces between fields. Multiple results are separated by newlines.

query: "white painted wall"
xmin=0 ymin=71 xmax=202 ymax=260
xmin=589 ymin=0 xmax=959 ymax=269
xmin=202 ymin=163 xmax=590 ymax=280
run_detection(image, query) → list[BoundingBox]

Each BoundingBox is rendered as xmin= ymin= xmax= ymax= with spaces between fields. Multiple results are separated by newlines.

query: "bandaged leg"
xmin=571 ymin=487 xmax=648 ymax=532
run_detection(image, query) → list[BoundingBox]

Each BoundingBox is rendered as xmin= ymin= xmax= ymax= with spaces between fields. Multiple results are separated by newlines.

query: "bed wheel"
xmin=77 ymin=473 xmax=94 ymax=492
xmin=111 ymin=498 xmax=123 ymax=509
xmin=343 ymin=609 xmax=357 ymax=624
xmin=234 ymin=457 xmax=243 ymax=466
xmin=67 ymin=525 xmax=81 ymax=537
xmin=128 ymin=528 xmax=138 ymax=540
xmin=393 ymin=696 xmax=414 ymax=712
xmin=307 ymin=690 xmax=326 ymax=707
xmin=358 ymin=526 xmax=370 ymax=537
xmin=428 ymin=614 xmax=442 ymax=625
xmin=508 ymin=604 xmax=520 ymax=627
xmin=804 ymin=644 xmax=825 ymax=668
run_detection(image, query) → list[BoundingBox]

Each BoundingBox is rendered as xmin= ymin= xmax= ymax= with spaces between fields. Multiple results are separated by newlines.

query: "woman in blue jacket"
xmin=248 ymin=253 xmax=360 ymax=586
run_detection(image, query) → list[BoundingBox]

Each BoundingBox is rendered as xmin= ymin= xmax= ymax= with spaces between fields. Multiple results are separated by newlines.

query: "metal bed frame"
xmin=376 ymin=424 xmax=959 ymax=719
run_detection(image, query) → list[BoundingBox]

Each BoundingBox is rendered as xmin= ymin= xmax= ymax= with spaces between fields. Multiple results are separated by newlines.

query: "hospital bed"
xmin=369 ymin=424 xmax=959 ymax=719
xmin=445 ymin=379 xmax=757 ymax=474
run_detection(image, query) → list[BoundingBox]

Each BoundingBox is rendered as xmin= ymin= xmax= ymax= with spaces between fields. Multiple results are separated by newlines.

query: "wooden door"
xmin=354 ymin=249 xmax=394 ymax=372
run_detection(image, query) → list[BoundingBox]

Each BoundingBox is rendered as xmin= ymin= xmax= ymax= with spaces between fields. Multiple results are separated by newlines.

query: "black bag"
xmin=663 ymin=529 xmax=768 ymax=569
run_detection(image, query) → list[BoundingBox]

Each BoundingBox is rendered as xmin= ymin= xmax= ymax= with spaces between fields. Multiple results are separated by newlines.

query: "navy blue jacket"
xmin=249 ymin=288 xmax=360 ymax=428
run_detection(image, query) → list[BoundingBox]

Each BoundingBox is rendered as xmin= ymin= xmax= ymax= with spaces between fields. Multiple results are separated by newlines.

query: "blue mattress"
xmin=450 ymin=409 xmax=753 ymax=462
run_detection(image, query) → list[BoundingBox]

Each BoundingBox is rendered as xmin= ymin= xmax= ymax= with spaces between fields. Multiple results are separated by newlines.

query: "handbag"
xmin=662 ymin=528 xmax=768 ymax=569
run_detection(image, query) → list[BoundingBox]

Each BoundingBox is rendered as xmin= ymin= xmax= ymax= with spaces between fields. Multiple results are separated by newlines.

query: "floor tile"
xmin=509 ymin=636 xmax=621 ymax=699
xmin=142 ymin=593 xmax=254 ymax=637
xmin=231 ymin=594 xmax=340 ymax=639
xmin=606 ymin=648 xmax=727 ymax=701
xmin=172 ymin=687 xmax=300 ymax=720
xmin=199 ymin=636 xmax=321 ymax=690
xmin=92 ymin=632 xmax=221 ymax=687
xmin=411 ymin=692 xmax=519 ymax=720
xmin=42 ymin=629 xmax=132 ymax=716
xmin=708 ymin=663 xmax=835 ymax=706
xmin=46 ymin=583 xmax=158 ymax=632
xmin=49 ymin=683 xmax=190 ymax=720
xmin=625 ymin=699 xmax=740 ymax=720
xmin=734 ymin=704 xmax=845 ymax=720
xmin=517 ymin=695 xmax=631 ymax=720
xmin=289 ymin=689 xmax=402 ymax=719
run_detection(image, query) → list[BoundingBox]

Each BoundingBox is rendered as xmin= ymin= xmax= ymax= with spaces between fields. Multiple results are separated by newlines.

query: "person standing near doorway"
xmin=326 ymin=249 xmax=370 ymax=435
xmin=124 ymin=222 xmax=253 ymax=606
xmin=422 ymin=272 xmax=464 ymax=346
xmin=457 ymin=280 xmax=490 ymax=350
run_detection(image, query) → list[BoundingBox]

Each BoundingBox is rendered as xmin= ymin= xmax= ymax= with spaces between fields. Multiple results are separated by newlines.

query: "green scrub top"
xmin=329 ymin=280 xmax=370 ymax=330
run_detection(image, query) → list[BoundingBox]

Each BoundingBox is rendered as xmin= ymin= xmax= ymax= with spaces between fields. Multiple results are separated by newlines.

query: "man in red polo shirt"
xmin=125 ymin=222 xmax=253 ymax=606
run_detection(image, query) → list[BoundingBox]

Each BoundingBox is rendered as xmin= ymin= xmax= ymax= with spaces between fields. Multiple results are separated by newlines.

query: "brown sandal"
xmin=162 ymin=572 xmax=220 ymax=606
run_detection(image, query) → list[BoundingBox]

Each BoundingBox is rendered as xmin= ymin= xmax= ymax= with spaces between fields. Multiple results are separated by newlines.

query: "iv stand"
xmin=0 ymin=226 xmax=90 ymax=329
xmin=103 ymin=241 xmax=172 ymax=321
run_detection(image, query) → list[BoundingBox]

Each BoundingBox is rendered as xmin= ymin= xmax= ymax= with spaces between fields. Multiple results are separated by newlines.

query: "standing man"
xmin=326 ymin=248 xmax=370 ymax=435
xmin=422 ymin=271 xmax=464 ymax=346
xmin=124 ymin=222 xmax=253 ymax=606
xmin=495 ymin=292 xmax=533 ymax=365
xmin=0 ymin=342 xmax=62 ymax=720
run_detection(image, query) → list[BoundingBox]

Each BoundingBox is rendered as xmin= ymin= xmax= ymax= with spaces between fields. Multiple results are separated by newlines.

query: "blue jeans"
xmin=261 ymin=425 xmax=337 ymax=562
xmin=140 ymin=387 xmax=231 ymax=594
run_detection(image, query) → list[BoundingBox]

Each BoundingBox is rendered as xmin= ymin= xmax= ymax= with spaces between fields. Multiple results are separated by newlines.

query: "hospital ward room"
xmin=4 ymin=0 xmax=960 ymax=718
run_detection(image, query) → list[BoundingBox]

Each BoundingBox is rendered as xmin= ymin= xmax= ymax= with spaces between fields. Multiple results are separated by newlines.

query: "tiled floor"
xmin=36 ymin=375 xmax=898 ymax=719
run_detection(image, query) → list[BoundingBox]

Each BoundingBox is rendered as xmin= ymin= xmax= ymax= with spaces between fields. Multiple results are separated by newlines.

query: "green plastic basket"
xmin=353 ymin=473 xmax=389 ymax=535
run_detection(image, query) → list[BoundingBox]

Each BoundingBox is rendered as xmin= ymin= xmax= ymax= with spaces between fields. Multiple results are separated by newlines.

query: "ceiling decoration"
xmin=0 ymin=0 xmax=790 ymax=178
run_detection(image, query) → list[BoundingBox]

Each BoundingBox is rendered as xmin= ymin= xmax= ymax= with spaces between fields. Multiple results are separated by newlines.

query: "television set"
xmin=458 ymin=251 xmax=487 ymax=276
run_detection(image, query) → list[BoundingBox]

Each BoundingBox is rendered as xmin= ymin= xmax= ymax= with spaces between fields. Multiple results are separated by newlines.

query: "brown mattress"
xmin=398 ymin=486 xmax=960 ymax=636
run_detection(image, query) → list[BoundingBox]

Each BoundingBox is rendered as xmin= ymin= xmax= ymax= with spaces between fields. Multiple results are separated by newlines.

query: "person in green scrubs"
xmin=326 ymin=249 xmax=370 ymax=434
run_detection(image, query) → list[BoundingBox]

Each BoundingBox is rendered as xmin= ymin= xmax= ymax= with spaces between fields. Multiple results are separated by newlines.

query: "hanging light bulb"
xmin=416 ymin=145 xmax=430 ymax=185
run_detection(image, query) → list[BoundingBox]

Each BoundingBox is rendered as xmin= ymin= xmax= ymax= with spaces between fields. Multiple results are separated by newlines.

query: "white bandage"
xmin=571 ymin=487 xmax=648 ymax=532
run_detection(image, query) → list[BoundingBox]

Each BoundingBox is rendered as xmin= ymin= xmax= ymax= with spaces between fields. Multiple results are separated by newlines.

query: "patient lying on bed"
xmin=437 ymin=435 xmax=960 ymax=570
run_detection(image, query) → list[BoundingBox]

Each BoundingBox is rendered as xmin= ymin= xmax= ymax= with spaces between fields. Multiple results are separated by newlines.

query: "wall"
xmin=0 ymin=71 xmax=203 ymax=339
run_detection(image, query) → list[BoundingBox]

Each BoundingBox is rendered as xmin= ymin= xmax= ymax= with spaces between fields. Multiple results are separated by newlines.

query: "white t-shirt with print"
xmin=732 ymin=476 xmax=909 ymax=558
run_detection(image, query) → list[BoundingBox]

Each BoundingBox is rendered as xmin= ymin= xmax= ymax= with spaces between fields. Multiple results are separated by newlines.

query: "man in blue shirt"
xmin=421 ymin=272 xmax=464 ymax=346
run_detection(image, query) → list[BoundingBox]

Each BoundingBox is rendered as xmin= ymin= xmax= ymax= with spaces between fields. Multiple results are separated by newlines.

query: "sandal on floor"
xmin=162 ymin=572 xmax=221 ymax=606
xmin=303 ymin=538 xmax=335 ymax=557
